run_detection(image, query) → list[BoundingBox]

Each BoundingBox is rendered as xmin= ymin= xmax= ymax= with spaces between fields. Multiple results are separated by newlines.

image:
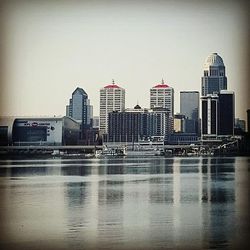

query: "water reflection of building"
xmin=201 ymin=157 xmax=236 ymax=249
xmin=234 ymin=157 xmax=249 ymax=248
xmin=149 ymin=158 xmax=173 ymax=203
xmin=64 ymin=160 xmax=99 ymax=249
xmin=97 ymin=158 xmax=125 ymax=249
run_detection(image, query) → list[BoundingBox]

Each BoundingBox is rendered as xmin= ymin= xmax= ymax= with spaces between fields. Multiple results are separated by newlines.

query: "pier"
xmin=0 ymin=145 xmax=103 ymax=156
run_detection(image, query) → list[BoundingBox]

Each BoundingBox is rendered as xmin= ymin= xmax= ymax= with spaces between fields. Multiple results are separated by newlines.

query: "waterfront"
xmin=0 ymin=156 xmax=249 ymax=250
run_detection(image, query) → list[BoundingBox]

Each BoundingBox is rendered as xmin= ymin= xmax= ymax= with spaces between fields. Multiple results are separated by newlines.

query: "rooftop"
xmin=153 ymin=79 xmax=170 ymax=88
xmin=204 ymin=53 xmax=224 ymax=69
xmin=104 ymin=79 xmax=122 ymax=89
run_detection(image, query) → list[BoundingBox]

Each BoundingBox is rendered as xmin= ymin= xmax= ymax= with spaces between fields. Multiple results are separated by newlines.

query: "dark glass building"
xmin=201 ymin=91 xmax=235 ymax=139
xmin=66 ymin=87 xmax=93 ymax=141
xmin=180 ymin=91 xmax=199 ymax=134
xmin=218 ymin=91 xmax=235 ymax=135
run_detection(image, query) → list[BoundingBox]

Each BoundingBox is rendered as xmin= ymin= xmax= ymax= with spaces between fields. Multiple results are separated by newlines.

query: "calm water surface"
xmin=0 ymin=156 xmax=249 ymax=250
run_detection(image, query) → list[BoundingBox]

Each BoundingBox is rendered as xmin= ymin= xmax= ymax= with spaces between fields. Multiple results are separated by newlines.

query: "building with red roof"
xmin=150 ymin=79 xmax=174 ymax=117
xmin=99 ymin=80 xmax=125 ymax=134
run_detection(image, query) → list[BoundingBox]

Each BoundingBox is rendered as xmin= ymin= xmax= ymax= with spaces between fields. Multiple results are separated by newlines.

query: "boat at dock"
xmin=101 ymin=145 xmax=127 ymax=156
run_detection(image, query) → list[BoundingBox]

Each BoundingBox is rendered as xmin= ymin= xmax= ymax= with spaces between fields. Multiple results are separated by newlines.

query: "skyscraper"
xmin=201 ymin=53 xmax=227 ymax=96
xmin=66 ymin=87 xmax=93 ymax=141
xmin=201 ymin=94 xmax=219 ymax=137
xmin=66 ymin=87 xmax=92 ymax=126
xmin=150 ymin=79 xmax=174 ymax=117
xmin=180 ymin=91 xmax=199 ymax=134
xmin=99 ymin=80 xmax=125 ymax=134
xmin=201 ymin=91 xmax=234 ymax=138
xmin=218 ymin=90 xmax=235 ymax=136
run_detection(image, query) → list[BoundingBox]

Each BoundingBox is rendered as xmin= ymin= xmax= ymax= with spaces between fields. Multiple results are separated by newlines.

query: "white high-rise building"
xmin=99 ymin=80 xmax=125 ymax=134
xmin=150 ymin=79 xmax=174 ymax=117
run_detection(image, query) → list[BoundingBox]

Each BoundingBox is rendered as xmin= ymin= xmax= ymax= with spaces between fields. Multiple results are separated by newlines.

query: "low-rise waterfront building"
xmin=0 ymin=116 xmax=80 ymax=146
xmin=108 ymin=105 xmax=171 ymax=143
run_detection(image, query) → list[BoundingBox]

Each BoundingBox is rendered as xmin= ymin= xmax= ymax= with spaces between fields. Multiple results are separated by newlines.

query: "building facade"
xmin=108 ymin=105 xmax=170 ymax=143
xmin=66 ymin=87 xmax=93 ymax=142
xmin=218 ymin=91 xmax=235 ymax=136
xmin=235 ymin=118 xmax=246 ymax=133
xmin=201 ymin=94 xmax=219 ymax=138
xmin=201 ymin=53 xmax=227 ymax=96
xmin=0 ymin=116 xmax=80 ymax=146
xmin=180 ymin=91 xmax=199 ymax=134
xmin=150 ymin=79 xmax=174 ymax=117
xmin=99 ymin=80 xmax=125 ymax=134
xmin=66 ymin=87 xmax=93 ymax=127
xmin=201 ymin=91 xmax=234 ymax=139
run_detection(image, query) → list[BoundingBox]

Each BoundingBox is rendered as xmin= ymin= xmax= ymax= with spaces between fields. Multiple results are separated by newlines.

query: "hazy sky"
xmin=0 ymin=0 xmax=249 ymax=120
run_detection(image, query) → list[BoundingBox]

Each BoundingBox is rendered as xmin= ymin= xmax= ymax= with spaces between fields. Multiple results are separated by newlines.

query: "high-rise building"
xmin=218 ymin=90 xmax=235 ymax=136
xmin=99 ymin=80 xmax=125 ymax=134
xmin=180 ymin=91 xmax=199 ymax=134
xmin=201 ymin=94 xmax=219 ymax=138
xmin=180 ymin=91 xmax=199 ymax=120
xmin=201 ymin=91 xmax=234 ymax=139
xmin=66 ymin=87 xmax=93 ymax=142
xmin=66 ymin=87 xmax=93 ymax=126
xmin=201 ymin=53 xmax=227 ymax=96
xmin=150 ymin=79 xmax=174 ymax=117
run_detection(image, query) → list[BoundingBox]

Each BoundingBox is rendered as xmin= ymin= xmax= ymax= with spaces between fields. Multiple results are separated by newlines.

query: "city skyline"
xmin=0 ymin=0 xmax=249 ymax=120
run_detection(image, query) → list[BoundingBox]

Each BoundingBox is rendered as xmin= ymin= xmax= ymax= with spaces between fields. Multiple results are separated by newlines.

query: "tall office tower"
xmin=150 ymin=79 xmax=174 ymax=117
xmin=201 ymin=53 xmax=227 ymax=96
xmin=201 ymin=91 xmax=235 ymax=138
xmin=201 ymin=94 xmax=219 ymax=138
xmin=99 ymin=80 xmax=125 ymax=134
xmin=218 ymin=90 xmax=235 ymax=136
xmin=180 ymin=91 xmax=199 ymax=134
xmin=66 ymin=87 xmax=93 ymax=142
xmin=66 ymin=87 xmax=92 ymax=126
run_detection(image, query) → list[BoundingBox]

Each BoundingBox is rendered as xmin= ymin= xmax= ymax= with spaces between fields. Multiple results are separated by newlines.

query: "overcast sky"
xmin=0 ymin=0 xmax=249 ymax=120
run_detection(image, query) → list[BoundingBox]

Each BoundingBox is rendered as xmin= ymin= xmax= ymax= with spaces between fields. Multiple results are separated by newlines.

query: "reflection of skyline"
xmin=62 ymin=156 xmax=240 ymax=249
xmin=0 ymin=156 xmax=248 ymax=249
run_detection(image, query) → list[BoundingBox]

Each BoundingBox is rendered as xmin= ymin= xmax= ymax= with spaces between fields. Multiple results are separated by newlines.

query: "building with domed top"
xmin=201 ymin=52 xmax=227 ymax=96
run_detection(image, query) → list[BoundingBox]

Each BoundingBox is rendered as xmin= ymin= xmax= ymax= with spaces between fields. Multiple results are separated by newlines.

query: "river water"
xmin=0 ymin=156 xmax=249 ymax=250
